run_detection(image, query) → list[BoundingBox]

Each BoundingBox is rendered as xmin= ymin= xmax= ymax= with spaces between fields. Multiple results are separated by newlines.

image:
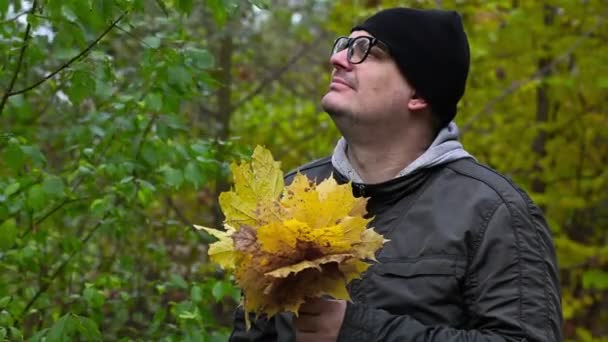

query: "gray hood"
xmin=331 ymin=122 xmax=474 ymax=183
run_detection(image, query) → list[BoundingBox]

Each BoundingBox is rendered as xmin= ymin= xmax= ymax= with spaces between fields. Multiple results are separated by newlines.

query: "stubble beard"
xmin=321 ymin=94 xmax=366 ymax=136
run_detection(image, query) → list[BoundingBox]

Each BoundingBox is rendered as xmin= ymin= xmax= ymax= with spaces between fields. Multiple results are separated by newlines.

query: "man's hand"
xmin=294 ymin=297 xmax=347 ymax=342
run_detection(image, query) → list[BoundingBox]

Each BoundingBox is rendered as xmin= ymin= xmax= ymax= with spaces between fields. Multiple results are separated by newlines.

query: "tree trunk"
xmin=212 ymin=31 xmax=234 ymax=229
xmin=531 ymin=4 xmax=555 ymax=201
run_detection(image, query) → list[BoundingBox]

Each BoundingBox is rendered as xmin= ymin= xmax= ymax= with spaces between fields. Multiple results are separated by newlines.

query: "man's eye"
xmin=353 ymin=44 xmax=366 ymax=55
xmin=369 ymin=48 xmax=385 ymax=57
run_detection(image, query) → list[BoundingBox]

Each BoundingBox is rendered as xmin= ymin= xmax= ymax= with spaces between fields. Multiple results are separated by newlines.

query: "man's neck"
xmin=344 ymin=124 xmax=433 ymax=184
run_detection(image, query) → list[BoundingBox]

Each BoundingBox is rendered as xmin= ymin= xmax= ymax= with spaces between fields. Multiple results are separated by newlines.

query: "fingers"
xmin=299 ymin=297 xmax=327 ymax=315
xmin=294 ymin=312 xmax=320 ymax=332
xmin=295 ymin=331 xmax=320 ymax=342
xmin=294 ymin=298 xmax=347 ymax=338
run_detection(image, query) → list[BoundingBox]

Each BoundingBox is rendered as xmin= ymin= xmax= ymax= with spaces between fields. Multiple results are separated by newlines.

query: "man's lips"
xmin=330 ymin=76 xmax=354 ymax=89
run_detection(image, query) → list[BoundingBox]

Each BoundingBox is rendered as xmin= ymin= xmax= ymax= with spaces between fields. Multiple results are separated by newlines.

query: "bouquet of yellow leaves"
xmin=195 ymin=146 xmax=386 ymax=324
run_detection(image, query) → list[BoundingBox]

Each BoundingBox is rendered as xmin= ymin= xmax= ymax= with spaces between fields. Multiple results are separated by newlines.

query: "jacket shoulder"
xmin=284 ymin=156 xmax=333 ymax=184
xmin=444 ymin=158 xmax=534 ymax=210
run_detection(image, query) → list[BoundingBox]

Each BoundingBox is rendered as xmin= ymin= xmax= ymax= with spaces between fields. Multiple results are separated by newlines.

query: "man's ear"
xmin=407 ymin=93 xmax=428 ymax=111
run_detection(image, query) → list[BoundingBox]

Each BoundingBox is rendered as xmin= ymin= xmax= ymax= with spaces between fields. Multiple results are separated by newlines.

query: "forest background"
xmin=0 ymin=0 xmax=607 ymax=340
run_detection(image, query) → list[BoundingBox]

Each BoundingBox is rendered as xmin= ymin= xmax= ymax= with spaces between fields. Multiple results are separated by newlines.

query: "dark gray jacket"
xmin=229 ymin=157 xmax=562 ymax=341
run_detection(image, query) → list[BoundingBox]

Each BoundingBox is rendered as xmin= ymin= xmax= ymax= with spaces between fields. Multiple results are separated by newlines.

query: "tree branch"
xmin=230 ymin=32 xmax=329 ymax=113
xmin=0 ymin=0 xmax=37 ymax=115
xmin=7 ymin=11 xmax=128 ymax=97
xmin=166 ymin=196 xmax=196 ymax=229
xmin=19 ymin=211 xmax=109 ymax=321
xmin=134 ymin=113 xmax=158 ymax=163
xmin=460 ymin=10 xmax=607 ymax=133
xmin=0 ymin=9 xmax=32 ymax=25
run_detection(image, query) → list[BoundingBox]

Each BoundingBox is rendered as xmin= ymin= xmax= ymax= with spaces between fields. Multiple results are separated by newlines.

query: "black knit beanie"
xmin=352 ymin=8 xmax=470 ymax=128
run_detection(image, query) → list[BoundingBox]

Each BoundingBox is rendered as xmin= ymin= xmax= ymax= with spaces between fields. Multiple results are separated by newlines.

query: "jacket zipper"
xmin=353 ymin=183 xmax=366 ymax=197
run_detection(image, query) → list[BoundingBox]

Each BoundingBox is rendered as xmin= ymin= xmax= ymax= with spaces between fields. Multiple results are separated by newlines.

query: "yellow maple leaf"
xmin=219 ymin=146 xmax=284 ymax=227
xmin=196 ymin=146 xmax=388 ymax=322
xmin=194 ymin=224 xmax=238 ymax=270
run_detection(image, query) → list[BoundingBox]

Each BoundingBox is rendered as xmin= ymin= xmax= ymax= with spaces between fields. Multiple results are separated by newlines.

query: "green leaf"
xmin=83 ymin=287 xmax=105 ymax=308
xmin=4 ymin=182 xmax=20 ymax=197
xmin=0 ymin=204 xmax=8 ymax=221
xmin=90 ymin=198 xmax=110 ymax=218
xmin=0 ymin=296 xmax=11 ymax=308
xmin=149 ymin=307 xmax=166 ymax=334
xmin=0 ymin=310 xmax=13 ymax=329
xmin=582 ymin=269 xmax=608 ymax=290
xmin=211 ymin=280 xmax=237 ymax=302
xmin=184 ymin=161 xmax=203 ymax=188
xmin=3 ymin=143 xmax=26 ymax=170
xmin=168 ymin=274 xmax=188 ymax=289
xmin=142 ymin=36 xmax=161 ymax=49
xmin=162 ymin=167 xmax=183 ymax=189
xmin=8 ymin=327 xmax=22 ymax=341
xmin=26 ymin=184 xmax=47 ymax=211
xmin=29 ymin=328 xmax=50 ymax=342
xmin=42 ymin=176 xmax=65 ymax=197
xmin=21 ymin=145 xmax=47 ymax=167
xmin=60 ymin=235 xmax=82 ymax=254
xmin=131 ymin=0 xmax=145 ymax=12
xmin=141 ymin=143 xmax=159 ymax=166
xmin=45 ymin=313 xmax=101 ymax=342
xmin=167 ymin=65 xmax=191 ymax=89
xmin=66 ymin=70 xmax=96 ymax=105
xmin=46 ymin=314 xmax=72 ymax=342
xmin=207 ymin=0 xmax=231 ymax=25
xmin=0 ymin=0 xmax=8 ymax=16
xmin=74 ymin=315 xmax=101 ymax=340
xmin=144 ymin=92 xmax=163 ymax=111
xmin=0 ymin=219 xmax=17 ymax=250
xmin=184 ymin=48 xmax=214 ymax=69
xmin=94 ymin=78 xmax=113 ymax=99
xmin=176 ymin=0 xmax=194 ymax=14
xmin=250 ymin=0 xmax=270 ymax=10
xmin=190 ymin=285 xmax=203 ymax=302
xmin=61 ymin=5 xmax=78 ymax=22
xmin=92 ymin=0 xmax=113 ymax=22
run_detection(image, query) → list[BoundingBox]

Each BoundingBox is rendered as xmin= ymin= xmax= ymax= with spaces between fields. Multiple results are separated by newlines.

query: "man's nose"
xmin=330 ymin=49 xmax=353 ymax=71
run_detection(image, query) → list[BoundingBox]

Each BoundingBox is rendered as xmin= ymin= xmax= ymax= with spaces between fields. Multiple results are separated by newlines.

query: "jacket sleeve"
xmin=229 ymin=306 xmax=277 ymax=342
xmin=337 ymin=202 xmax=562 ymax=342
xmin=229 ymin=306 xmax=296 ymax=341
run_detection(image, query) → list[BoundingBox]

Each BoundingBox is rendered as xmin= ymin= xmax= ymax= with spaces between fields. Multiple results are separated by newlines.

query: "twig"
xmin=0 ymin=0 xmax=37 ymax=115
xmin=19 ymin=212 xmax=109 ymax=320
xmin=230 ymin=32 xmax=329 ymax=113
xmin=0 ymin=9 xmax=32 ymax=25
xmin=34 ymin=197 xmax=90 ymax=226
xmin=114 ymin=24 xmax=153 ymax=48
xmin=19 ymin=130 xmax=117 ymax=240
xmin=460 ymin=10 xmax=607 ymax=133
xmin=12 ymin=197 xmax=91 ymax=242
xmin=134 ymin=114 xmax=158 ymax=162
xmin=7 ymin=11 xmax=128 ymax=97
xmin=166 ymin=196 xmax=196 ymax=229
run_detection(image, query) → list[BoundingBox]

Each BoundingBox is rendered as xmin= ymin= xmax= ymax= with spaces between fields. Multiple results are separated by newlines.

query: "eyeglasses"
xmin=330 ymin=36 xmax=389 ymax=64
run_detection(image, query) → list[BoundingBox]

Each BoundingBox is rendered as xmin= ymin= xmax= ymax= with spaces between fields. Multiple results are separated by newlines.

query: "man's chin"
xmin=321 ymin=93 xmax=347 ymax=117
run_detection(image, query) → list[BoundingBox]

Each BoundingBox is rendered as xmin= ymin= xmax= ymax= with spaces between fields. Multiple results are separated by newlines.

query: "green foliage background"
xmin=0 ymin=0 xmax=606 ymax=340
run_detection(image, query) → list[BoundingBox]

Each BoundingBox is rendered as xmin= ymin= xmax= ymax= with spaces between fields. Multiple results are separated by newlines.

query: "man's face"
xmin=321 ymin=30 xmax=415 ymax=126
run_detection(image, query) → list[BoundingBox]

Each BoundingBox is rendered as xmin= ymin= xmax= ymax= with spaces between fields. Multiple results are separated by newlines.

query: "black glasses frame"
xmin=331 ymin=36 xmax=389 ymax=64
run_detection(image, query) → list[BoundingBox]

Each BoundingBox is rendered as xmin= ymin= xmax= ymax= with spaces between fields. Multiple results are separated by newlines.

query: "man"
xmin=230 ymin=7 xmax=562 ymax=342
